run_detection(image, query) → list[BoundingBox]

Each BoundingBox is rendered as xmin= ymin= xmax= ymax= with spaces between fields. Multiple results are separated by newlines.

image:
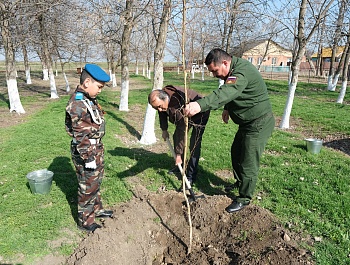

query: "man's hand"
xmin=175 ymin=155 xmax=182 ymax=166
xmin=162 ymin=130 xmax=169 ymax=141
xmin=85 ymin=160 xmax=97 ymax=169
xmin=222 ymin=110 xmax=229 ymax=124
xmin=184 ymin=102 xmax=201 ymax=117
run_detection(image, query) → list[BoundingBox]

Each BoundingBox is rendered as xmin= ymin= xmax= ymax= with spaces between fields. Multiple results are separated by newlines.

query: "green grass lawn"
xmin=0 ymin=72 xmax=349 ymax=264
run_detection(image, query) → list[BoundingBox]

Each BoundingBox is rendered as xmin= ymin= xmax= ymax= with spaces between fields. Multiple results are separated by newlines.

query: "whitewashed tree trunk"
xmin=49 ymin=68 xmax=59 ymax=99
xmin=146 ymin=65 xmax=151 ymax=79
xmin=327 ymin=0 xmax=347 ymax=91
xmin=177 ymin=66 xmax=180 ymax=74
xmin=139 ymin=106 xmax=157 ymax=144
xmin=279 ymin=0 xmax=334 ymax=129
xmin=140 ymin=0 xmax=171 ymax=145
xmin=119 ymin=78 xmax=129 ymax=111
xmin=337 ymin=80 xmax=347 ymax=104
xmin=26 ymin=69 xmax=32 ymax=84
xmin=280 ymin=81 xmax=297 ymax=129
xmin=328 ymin=73 xmax=339 ymax=91
xmin=119 ymin=0 xmax=134 ymax=112
xmin=142 ymin=66 xmax=145 ymax=76
xmin=337 ymin=33 xmax=350 ymax=103
xmin=191 ymin=70 xmax=194 ymax=79
xmin=109 ymin=69 xmax=112 ymax=81
xmin=288 ymin=70 xmax=292 ymax=84
xmin=201 ymin=67 xmax=204 ymax=81
xmin=63 ymin=72 xmax=70 ymax=92
xmin=112 ymin=73 xmax=117 ymax=87
xmin=8 ymin=78 xmax=25 ymax=114
xmin=0 ymin=2 xmax=25 ymax=114
xmin=43 ymin=68 xmax=49 ymax=80
xmin=327 ymin=72 xmax=334 ymax=91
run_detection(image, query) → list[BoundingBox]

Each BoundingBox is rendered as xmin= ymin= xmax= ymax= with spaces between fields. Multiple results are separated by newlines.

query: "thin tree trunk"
xmin=22 ymin=44 xmax=32 ymax=85
xmin=181 ymin=0 xmax=192 ymax=255
xmin=279 ymin=0 xmax=334 ymax=129
xmin=0 ymin=2 xmax=25 ymax=114
xmin=327 ymin=0 xmax=347 ymax=91
xmin=140 ymin=0 xmax=171 ymax=145
xmin=119 ymin=0 xmax=134 ymax=111
xmin=37 ymin=13 xmax=59 ymax=98
xmin=337 ymin=39 xmax=350 ymax=103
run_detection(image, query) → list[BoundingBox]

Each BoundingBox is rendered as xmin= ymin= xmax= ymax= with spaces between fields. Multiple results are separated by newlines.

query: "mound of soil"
xmin=66 ymin=182 xmax=313 ymax=265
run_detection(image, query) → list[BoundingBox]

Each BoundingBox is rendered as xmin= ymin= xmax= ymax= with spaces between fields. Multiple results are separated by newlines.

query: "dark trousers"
xmin=186 ymin=123 xmax=206 ymax=182
xmin=174 ymin=122 xmax=208 ymax=182
xmin=231 ymin=112 xmax=275 ymax=203
xmin=71 ymin=143 xmax=104 ymax=226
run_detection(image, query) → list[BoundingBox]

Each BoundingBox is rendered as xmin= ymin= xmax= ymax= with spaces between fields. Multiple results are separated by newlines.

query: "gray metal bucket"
xmin=26 ymin=169 xmax=54 ymax=195
xmin=305 ymin=138 xmax=323 ymax=154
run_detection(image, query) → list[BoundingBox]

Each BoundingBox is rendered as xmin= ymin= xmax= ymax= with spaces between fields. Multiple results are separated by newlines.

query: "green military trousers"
xmin=231 ymin=112 xmax=275 ymax=203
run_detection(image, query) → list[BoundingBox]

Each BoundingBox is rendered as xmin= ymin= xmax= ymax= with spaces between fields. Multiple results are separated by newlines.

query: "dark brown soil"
xmin=63 ymin=181 xmax=314 ymax=265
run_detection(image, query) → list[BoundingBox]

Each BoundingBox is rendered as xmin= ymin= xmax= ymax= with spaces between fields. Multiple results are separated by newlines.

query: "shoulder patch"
xmin=226 ymin=76 xmax=237 ymax=84
xmin=75 ymin=92 xmax=84 ymax=100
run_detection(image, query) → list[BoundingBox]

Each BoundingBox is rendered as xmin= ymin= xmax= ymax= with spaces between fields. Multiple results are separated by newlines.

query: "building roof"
xmin=231 ymin=39 xmax=292 ymax=57
xmin=311 ymin=46 xmax=345 ymax=58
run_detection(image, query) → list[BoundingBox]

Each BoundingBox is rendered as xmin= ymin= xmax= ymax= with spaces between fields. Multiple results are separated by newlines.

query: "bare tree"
xmin=139 ymin=0 xmax=172 ymax=145
xmin=337 ymin=29 xmax=350 ymax=103
xmin=279 ymin=0 xmax=335 ymax=129
xmin=119 ymin=0 xmax=136 ymax=111
xmin=327 ymin=0 xmax=348 ymax=91
xmin=0 ymin=1 xmax=25 ymax=114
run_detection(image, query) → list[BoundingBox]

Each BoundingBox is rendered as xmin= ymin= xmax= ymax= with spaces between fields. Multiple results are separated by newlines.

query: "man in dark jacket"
xmin=185 ymin=48 xmax=275 ymax=213
xmin=148 ymin=85 xmax=210 ymax=186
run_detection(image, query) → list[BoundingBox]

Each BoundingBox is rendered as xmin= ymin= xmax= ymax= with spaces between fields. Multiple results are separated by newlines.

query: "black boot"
xmin=95 ymin=209 xmax=114 ymax=218
xmin=78 ymin=222 xmax=101 ymax=232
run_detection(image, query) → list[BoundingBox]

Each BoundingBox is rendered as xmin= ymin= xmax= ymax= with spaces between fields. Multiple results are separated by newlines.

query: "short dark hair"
xmin=148 ymin=90 xmax=169 ymax=105
xmin=205 ymin=48 xmax=231 ymax=66
xmin=80 ymin=69 xmax=95 ymax=84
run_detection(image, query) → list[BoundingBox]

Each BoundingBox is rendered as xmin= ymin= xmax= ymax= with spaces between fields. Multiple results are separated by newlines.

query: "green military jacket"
xmin=197 ymin=56 xmax=272 ymax=125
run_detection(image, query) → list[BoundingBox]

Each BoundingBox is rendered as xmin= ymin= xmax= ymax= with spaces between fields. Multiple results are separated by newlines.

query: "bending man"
xmin=149 ymin=85 xmax=210 ymax=186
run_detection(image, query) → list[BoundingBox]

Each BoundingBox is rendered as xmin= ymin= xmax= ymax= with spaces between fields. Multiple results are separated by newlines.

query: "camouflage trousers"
xmin=71 ymin=142 xmax=104 ymax=226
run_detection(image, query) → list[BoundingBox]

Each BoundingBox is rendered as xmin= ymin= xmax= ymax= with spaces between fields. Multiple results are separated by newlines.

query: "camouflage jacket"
xmin=65 ymin=86 xmax=105 ymax=163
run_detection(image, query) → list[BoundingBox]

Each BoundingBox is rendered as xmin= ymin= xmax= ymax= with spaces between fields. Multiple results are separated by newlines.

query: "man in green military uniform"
xmin=184 ymin=48 xmax=275 ymax=213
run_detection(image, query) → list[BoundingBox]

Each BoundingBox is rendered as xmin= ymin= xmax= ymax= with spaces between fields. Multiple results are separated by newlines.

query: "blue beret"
xmin=84 ymin=64 xmax=110 ymax=82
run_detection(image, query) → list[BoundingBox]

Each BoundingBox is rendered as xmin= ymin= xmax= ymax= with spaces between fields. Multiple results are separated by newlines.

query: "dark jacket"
xmin=159 ymin=85 xmax=210 ymax=155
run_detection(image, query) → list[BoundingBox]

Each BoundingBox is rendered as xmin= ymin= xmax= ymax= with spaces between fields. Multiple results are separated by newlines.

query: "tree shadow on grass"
xmin=108 ymin=146 xmax=232 ymax=197
xmin=48 ymin=156 xmax=79 ymax=225
xmin=105 ymin=109 xmax=141 ymax=140
xmin=324 ymin=138 xmax=350 ymax=156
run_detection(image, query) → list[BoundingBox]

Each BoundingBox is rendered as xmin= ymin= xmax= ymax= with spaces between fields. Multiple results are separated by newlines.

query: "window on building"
xmin=258 ymin=57 xmax=263 ymax=65
xmin=271 ymin=57 xmax=277 ymax=66
xmin=247 ymin=57 xmax=254 ymax=64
